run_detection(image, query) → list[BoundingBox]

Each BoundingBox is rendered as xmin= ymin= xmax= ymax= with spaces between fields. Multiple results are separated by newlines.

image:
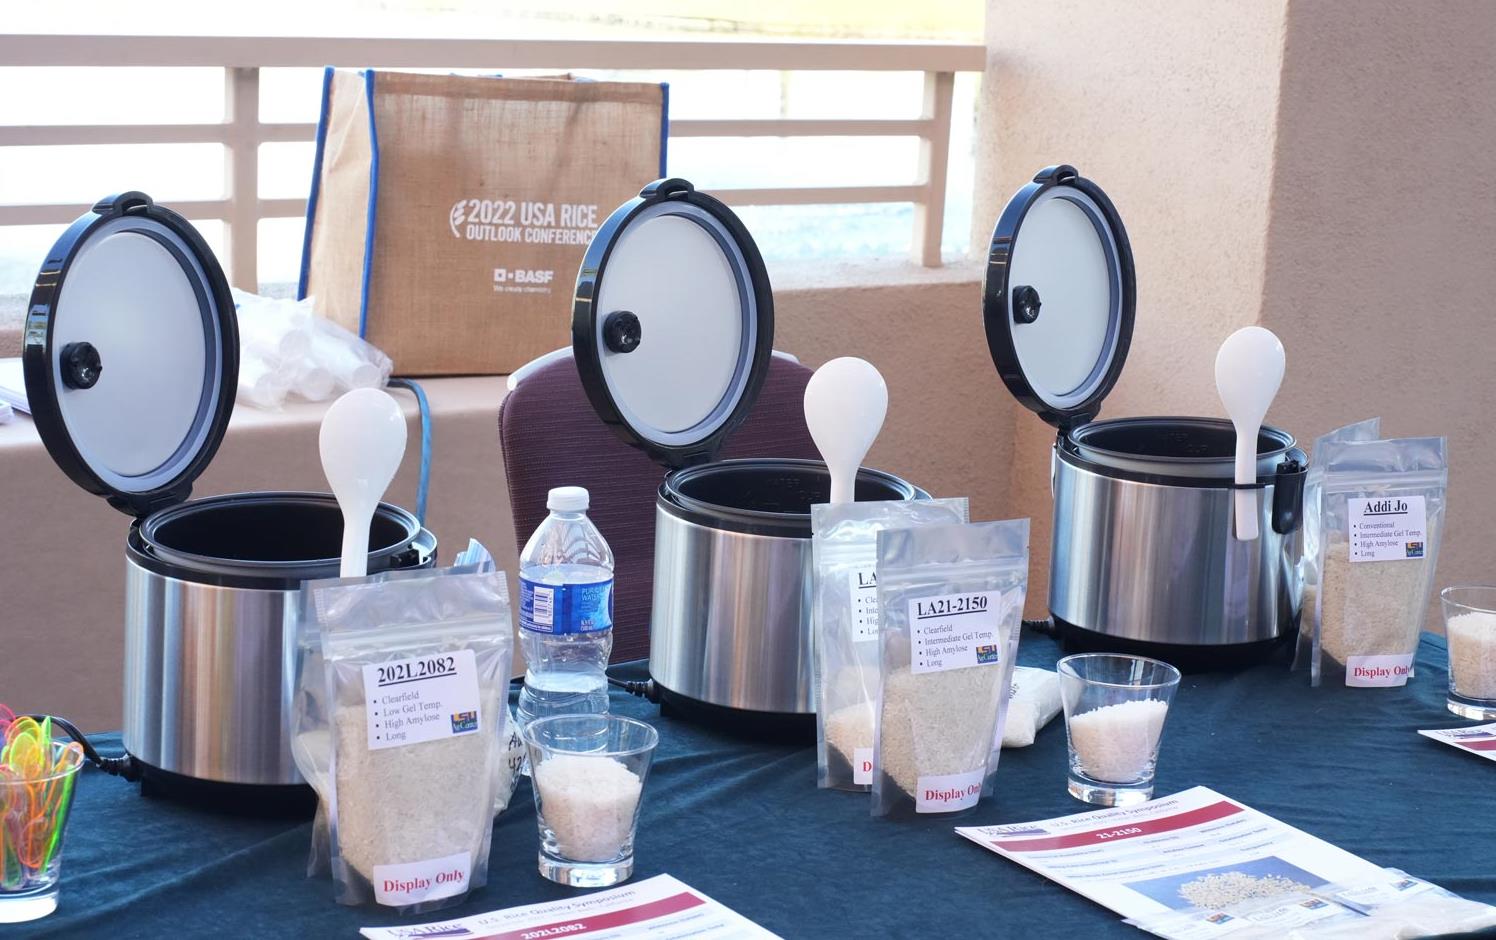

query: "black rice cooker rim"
xmin=1062 ymin=417 xmax=1300 ymax=487
xmin=659 ymin=458 xmax=929 ymax=537
xmin=129 ymin=491 xmax=436 ymax=590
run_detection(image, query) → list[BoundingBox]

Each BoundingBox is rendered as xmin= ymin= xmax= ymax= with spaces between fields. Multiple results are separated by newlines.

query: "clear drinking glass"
xmin=524 ymin=714 xmax=658 ymax=888
xmin=1 ymin=740 xmax=84 ymax=923
xmin=1441 ymin=586 xmax=1496 ymax=720
xmin=1058 ymin=653 xmax=1181 ymax=806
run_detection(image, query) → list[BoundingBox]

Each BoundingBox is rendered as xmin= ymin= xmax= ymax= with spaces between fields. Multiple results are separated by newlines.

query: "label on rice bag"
xmin=363 ymin=649 xmax=482 ymax=750
xmin=915 ymin=769 xmax=984 ymax=813
xmin=853 ymin=747 xmax=874 ymax=785
xmin=847 ymin=568 xmax=880 ymax=642
xmin=1348 ymin=496 xmax=1427 ymax=563
xmin=1345 ymin=653 xmax=1414 ymax=687
xmin=372 ymin=851 xmax=472 ymax=907
xmin=908 ymin=591 xmax=1006 ymax=675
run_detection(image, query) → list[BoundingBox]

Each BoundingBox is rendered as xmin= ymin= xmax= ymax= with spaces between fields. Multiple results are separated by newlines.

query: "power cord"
xmin=1023 ymin=618 xmax=1058 ymax=637
xmin=606 ymin=674 xmax=659 ymax=703
xmin=32 ymin=714 xmax=142 ymax=782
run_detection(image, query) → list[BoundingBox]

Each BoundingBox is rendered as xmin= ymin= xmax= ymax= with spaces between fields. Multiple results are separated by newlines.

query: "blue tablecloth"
xmin=14 ymin=630 xmax=1496 ymax=938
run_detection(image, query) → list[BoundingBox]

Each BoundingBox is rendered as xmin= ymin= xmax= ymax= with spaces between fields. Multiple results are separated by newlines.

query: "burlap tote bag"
xmin=298 ymin=69 xmax=667 ymax=375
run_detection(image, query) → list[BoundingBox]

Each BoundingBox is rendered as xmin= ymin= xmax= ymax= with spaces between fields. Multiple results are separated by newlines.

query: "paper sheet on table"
xmin=0 ymin=358 xmax=28 ymax=414
xmin=359 ymin=874 xmax=781 ymax=940
xmin=1418 ymin=722 xmax=1496 ymax=763
xmin=955 ymin=786 xmax=1387 ymax=922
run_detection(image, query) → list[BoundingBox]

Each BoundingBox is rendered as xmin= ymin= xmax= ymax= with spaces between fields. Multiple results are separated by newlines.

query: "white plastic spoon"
xmin=1214 ymin=327 xmax=1286 ymax=542
xmin=804 ymin=357 xmax=889 ymax=505
xmin=319 ymin=387 xmax=408 ymax=578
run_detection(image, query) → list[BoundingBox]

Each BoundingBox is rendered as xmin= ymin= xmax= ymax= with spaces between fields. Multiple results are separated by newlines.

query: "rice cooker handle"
xmin=1270 ymin=457 xmax=1306 ymax=536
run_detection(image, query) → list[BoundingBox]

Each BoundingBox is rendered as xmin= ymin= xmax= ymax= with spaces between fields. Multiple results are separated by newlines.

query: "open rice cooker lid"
xmin=983 ymin=165 xmax=1136 ymax=433
xmin=23 ymin=192 xmax=238 ymax=519
xmin=572 ymin=178 xmax=773 ymax=469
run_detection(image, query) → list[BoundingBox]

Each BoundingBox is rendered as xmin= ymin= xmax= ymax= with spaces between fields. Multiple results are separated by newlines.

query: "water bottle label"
xmin=520 ymin=576 xmax=613 ymax=635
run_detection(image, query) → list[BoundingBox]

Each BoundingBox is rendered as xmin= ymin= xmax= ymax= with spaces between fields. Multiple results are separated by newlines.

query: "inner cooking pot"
xmin=1066 ymin=417 xmax=1296 ymax=480
xmin=129 ymin=491 xmax=436 ymax=588
xmin=660 ymin=458 xmax=928 ymax=537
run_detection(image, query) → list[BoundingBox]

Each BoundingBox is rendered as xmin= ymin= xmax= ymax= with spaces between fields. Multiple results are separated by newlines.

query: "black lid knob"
xmin=1012 ymin=285 xmax=1042 ymax=324
xmin=61 ymin=341 xmax=102 ymax=389
xmin=603 ymin=311 xmax=642 ymax=354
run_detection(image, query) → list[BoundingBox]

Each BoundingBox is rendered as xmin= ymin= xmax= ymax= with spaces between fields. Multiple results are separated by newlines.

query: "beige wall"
xmin=975 ymin=0 xmax=1290 ymax=613
xmin=1260 ymin=0 xmax=1496 ymax=606
xmin=974 ymin=0 xmax=1494 ymax=621
xmin=772 ymin=260 xmax=1005 ymax=522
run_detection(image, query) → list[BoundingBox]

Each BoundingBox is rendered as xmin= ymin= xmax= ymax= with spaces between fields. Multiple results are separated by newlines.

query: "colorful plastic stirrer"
xmin=0 ymin=707 xmax=82 ymax=895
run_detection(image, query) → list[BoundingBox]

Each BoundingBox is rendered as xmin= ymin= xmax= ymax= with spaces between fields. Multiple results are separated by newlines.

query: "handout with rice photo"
xmin=954 ymin=786 xmax=1386 ymax=922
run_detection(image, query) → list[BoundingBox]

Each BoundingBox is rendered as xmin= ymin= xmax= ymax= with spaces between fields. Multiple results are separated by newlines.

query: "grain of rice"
xmin=1447 ymin=610 xmax=1496 ymax=700
xmin=1176 ymin=872 xmax=1313 ymax=909
xmin=877 ymin=664 xmax=1004 ymax=797
xmin=1319 ymin=540 xmax=1429 ymax=666
xmin=1066 ymin=699 xmax=1169 ymax=783
xmin=332 ymin=695 xmax=501 ymax=884
xmin=533 ymin=754 xmax=642 ymax=863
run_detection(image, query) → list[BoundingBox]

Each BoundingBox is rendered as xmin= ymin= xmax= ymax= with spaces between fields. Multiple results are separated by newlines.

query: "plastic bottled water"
xmin=516 ymin=486 xmax=615 ymax=730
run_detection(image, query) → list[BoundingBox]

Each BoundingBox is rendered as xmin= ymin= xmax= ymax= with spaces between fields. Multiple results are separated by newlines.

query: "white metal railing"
xmin=0 ymin=34 xmax=985 ymax=289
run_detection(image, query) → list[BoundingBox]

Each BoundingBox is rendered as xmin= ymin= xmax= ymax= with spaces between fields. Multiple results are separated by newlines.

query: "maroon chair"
xmin=497 ymin=352 xmax=819 ymax=663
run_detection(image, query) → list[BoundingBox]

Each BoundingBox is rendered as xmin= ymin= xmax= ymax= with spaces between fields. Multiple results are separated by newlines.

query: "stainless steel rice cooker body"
xmin=23 ymin=193 xmax=436 ymax=797
xmin=982 ymin=167 xmax=1305 ymax=666
xmin=572 ymin=179 xmax=927 ymax=724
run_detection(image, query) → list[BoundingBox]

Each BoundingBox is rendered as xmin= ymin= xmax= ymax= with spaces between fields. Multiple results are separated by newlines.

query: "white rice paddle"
xmin=804 ymin=357 xmax=889 ymax=505
xmin=1214 ymin=327 xmax=1285 ymax=542
xmin=319 ymin=388 xmax=408 ymax=577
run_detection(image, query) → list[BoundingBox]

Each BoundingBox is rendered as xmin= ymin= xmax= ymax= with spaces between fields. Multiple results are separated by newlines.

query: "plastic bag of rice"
xmin=303 ymin=566 xmax=514 ymax=913
xmin=811 ymin=498 xmax=969 ymax=792
xmin=1292 ymin=418 xmax=1381 ymax=674
xmin=1311 ymin=436 xmax=1447 ymax=688
xmin=872 ymin=519 xmax=1028 ymax=818
xmin=291 ymin=542 xmax=524 ymax=881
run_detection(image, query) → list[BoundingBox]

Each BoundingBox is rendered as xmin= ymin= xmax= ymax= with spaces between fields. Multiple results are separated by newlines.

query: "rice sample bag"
xmin=300 ymin=566 xmax=514 ymax=912
xmin=872 ymin=519 xmax=1029 ymax=818
xmin=812 ymin=497 xmax=969 ymax=791
xmin=1292 ymin=417 xmax=1380 ymax=673
xmin=1312 ymin=436 xmax=1447 ymax=688
xmin=292 ymin=546 xmax=523 ymax=881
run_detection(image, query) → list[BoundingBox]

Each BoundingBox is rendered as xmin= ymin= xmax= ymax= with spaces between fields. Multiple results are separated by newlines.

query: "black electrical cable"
xmin=29 ymin=714 xmax=142 ymax=781
xmin=605 ymin=674 xmax=659 ymax=703
xmin=1023 ymin=618 xmax=1058 ymax=637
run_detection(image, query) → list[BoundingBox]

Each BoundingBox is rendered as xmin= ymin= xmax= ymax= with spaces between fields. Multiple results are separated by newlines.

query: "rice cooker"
xmin=982 ymin=166 xmax=1305 ymax=670
xmin=24 ymin=192 xmax=436 ymax=808
xmin=571 ymin=178 xmax=928 ymax=735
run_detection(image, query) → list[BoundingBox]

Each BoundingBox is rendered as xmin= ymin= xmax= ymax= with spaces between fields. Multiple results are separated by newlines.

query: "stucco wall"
xmin=974 ymin=0 xmax=1493 ymax=626
xmin=974 ymin=0 xmax=1290 ymax=614
xmin=771 ymin=260 xmax=1005 ymax=522
xmin=1260 ymin=0 xmax=1496 ymax=615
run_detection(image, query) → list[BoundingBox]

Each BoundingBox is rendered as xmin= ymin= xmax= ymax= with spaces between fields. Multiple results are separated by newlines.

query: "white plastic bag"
xmin=1001 ymin=666 xmax=1062 ymax=748
xmin=294 ymin=566 xmax=513 ymax=913
xmin=872 ymin=519 xmax=1029 ymax=818
xmin=1311 ymin=437 xmax=1448 ymax=688
xmin=1293 ymin=418 xmax=1380 ymax=673
xmin=811 ymin=498 xmax=969 ymax=791
xmin=232 ymin=289 xmax=393 ymax=409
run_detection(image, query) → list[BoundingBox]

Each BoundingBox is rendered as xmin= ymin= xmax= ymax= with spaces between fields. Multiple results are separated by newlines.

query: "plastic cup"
xmin=1058 ymin=653 xmax=1181 ymax=806
xmin=1441 ymin=586 xmax=1496 ymax=720
xmin=523 ymin=715 xmax=658 ymax=888
xmin=0 ymin=740 xmax=84 ymax=923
